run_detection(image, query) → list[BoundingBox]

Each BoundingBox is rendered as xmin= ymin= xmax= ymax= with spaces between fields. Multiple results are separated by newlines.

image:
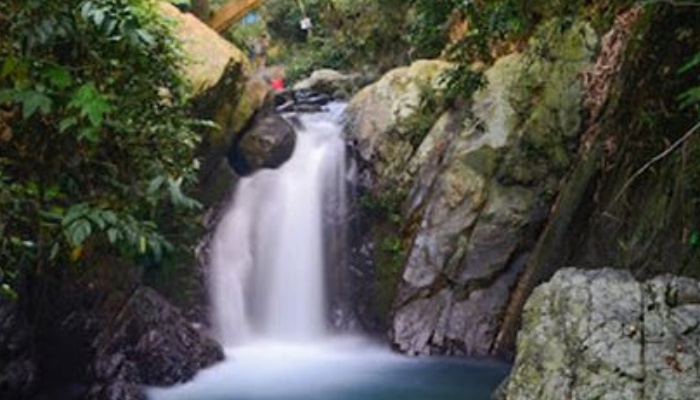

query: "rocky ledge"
xmin=498 ymin=268 xmax=700 ymax=400
xmin=88 ymin=287 xmax=223 ymax=400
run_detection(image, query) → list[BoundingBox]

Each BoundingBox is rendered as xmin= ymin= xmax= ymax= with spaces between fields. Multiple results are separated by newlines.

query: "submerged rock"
xmin=501 ymin=268 xmax=700 ymax=400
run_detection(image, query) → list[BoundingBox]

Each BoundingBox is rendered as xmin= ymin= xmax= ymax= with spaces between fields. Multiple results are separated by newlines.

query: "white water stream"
xmin=209 ymin=104 xmax=346 ymax=346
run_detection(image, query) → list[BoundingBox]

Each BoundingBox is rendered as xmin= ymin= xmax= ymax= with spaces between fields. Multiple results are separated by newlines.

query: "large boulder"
xmin=389 ymin=21 xmax=597 ymax=357
xmin=159 ymin=2 xmax=249 ymax=93
xmin=346 ymin=59 xmax=451 ymax=185
xmin=343 ymin=59 xmax=452 ymax=332
xmin=500 ymin=268 xmax=700 ymax=400
xmin=346 ymin=21 xmax=599 ymax=353
xmin=229 ymin=108 xmax=296 ymax=176
xmin=160 ymin=3 xmax=270 ymax=205
xmin=21 ymin=258 xmax=222 ymax=400
xmin=88 ymin=287 xmax=223 ymax=400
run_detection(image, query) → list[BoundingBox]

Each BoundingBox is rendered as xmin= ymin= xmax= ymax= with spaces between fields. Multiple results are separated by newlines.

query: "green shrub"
xmin=0 ymin=0 xmax=204 ymax=293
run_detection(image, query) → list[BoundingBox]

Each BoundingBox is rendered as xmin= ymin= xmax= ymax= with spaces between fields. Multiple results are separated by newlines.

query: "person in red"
xmin=270 ymin=78 xmax=285 ymax=91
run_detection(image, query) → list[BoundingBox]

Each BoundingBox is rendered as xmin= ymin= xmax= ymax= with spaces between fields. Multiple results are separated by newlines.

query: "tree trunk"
xmin=191 ymin=0 xmax=212 ymax=22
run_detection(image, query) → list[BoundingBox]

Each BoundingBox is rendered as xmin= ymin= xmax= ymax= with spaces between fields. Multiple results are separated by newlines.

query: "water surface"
xmin=148 ymin=338 xmax=509 ymax=400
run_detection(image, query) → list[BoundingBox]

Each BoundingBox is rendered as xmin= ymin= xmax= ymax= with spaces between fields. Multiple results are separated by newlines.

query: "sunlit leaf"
xmin=69 ymin=83 xmax=112 ymax=127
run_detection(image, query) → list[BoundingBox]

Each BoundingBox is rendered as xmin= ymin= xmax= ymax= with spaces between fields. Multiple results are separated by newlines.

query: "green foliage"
xmin=407 ymin=0 xmax=459 ymax=59
xmin=407 ymin=0 xmax=631 ymax=102
xmin=263 ymin=0 xmax=410 ymax=81
xmin=360 ymin=187 xmax=408 ymax=320
xmin=397 ymin=82 xmax=450 ymax=148
xmin=679 ymin=51 xmax=700 ymax=112
xmin=226 ymin=19 xmax=267 ymax=56
xmin=0 ymin=0 xmax=203 ymax=292
xmin=360 ymin=188 xmax=405 ymax=225
xmin=407 ymin=0 xmax=533 ymax=102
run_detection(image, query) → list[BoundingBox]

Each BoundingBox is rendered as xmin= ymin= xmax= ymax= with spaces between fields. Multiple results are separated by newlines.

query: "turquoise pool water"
xmin=148 ymin=339 xmax=509 ymax=400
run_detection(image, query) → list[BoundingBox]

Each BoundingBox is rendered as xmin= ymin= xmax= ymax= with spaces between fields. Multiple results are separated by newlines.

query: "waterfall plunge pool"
xmin=147 ymin=337 xmax=510 ymax=400
xmin=150 ymin=103 xmax=509 ymax=400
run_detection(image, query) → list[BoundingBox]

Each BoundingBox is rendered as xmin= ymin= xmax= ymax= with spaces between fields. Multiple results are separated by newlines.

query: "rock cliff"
xmin=347 ymin=20 xmax=599 ymax=355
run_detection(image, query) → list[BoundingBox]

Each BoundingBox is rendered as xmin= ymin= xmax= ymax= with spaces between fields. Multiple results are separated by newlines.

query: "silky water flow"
xmin=148 ymin=103 xmax=509 ymax=400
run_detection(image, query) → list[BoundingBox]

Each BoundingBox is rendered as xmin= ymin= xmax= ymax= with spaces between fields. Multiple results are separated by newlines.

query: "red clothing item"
xmin=271 ymin=78 xmax=285 ymax=91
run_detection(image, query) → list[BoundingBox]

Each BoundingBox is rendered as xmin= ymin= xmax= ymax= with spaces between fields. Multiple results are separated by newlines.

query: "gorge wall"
xmin=346 ymin=3 xmax=700 ymax=359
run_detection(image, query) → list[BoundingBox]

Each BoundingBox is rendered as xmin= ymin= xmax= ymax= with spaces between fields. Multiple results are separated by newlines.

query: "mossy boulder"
xmin=390 ymin=20 xmax=597 ymax=357
xmin=159 ymin=2 xmax=249 ymax=93
xmin=501 ymin=268 xmax=700 ymax=400
xmin=160 ymin=3 xmax=271 ymax=206
xmin=346 ymin=59 xmax=452 ymax=185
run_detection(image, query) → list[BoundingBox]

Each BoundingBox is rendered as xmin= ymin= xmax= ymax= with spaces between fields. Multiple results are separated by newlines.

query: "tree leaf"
xmin=67 ymin=218 xmax=92 ymax=246
xmin=680 ymin=52 xmax=700 ymax=74
xmin=80 ymin=1 xmax=94 ymax=20
xmin=147 ymin=175 xmax=166 ymax=196
xmin=136 ymin=29 xmax=156 ymax=47
xmin=78 ymin=127 xmax=100 ymax=143
xmin=63 ymin=203 xmax=89 ymax=226
xmin=43 ymin=65 xmax=73 ymax=90
xmin=59 ymin=116 xmax=78 ymax=132
xmin=93 ymin=9 xmax=106 ymax=27
xmin=49 ymin=242 xmax=60 ymax=260
xmin=69 ymin=83 xmax=112 ymax=128
xmin=106 ymin=228 xmax=120 ymax=244
xmin=1 ymin=57 xmax=20 ymax=80
xmin=16 ymin=90 xmax=52 ymax=119
xmin=139 ymin=236 xmax=147 ymax=254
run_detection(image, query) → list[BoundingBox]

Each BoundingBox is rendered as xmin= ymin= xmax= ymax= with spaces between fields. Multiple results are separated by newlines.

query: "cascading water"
xmin=148 ymin=103 xmax=509 ymax=400
xmin=209 ymin=105 xmax=346 ymax=345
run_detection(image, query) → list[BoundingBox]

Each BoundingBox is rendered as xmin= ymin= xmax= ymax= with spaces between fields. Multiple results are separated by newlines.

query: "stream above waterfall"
xmin=147 ymin=102 xmax=509 ymax=400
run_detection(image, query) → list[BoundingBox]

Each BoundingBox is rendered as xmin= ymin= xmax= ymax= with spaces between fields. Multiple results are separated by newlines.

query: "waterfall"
xmin=149 ymin=102 xmax=511 ymax=400
xmin=208 ymin=103 xmax=348 ymax=346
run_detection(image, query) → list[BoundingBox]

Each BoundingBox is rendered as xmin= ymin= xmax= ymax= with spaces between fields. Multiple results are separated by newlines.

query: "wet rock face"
xmin=346 ymin=22 xmax=599 ymax=355
xmin=17 ymin=259 xmax=222 ymax=400
xmin=0 ymin=297 xmax=36 ymax=400
xmin=500 ymin=268 xmax=700 ymax=400
xmin=88 ymin=287 xmax=224 ymax=400
xmin=229 ymin=109 xmax=297 ymax=176
xmin=391 ymin=21 xmax=597 ymax=357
